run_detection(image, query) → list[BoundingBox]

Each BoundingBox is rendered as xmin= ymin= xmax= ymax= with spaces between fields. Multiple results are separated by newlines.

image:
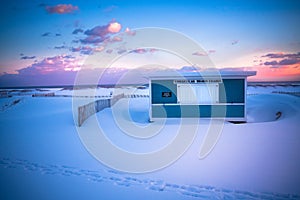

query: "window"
xmin=177 ymin=83 xmax=219 ymax=104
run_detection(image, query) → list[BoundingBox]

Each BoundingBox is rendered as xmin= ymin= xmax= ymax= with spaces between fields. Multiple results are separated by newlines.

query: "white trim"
xmin=149 ymin=79 xmax=153 ymax=122
xmin=152 ymin=103 xmax=245 ymax=106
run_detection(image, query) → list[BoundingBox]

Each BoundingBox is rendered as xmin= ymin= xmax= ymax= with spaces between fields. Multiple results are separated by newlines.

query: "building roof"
xmin=147 ymin=70 xmax=256 ymax=80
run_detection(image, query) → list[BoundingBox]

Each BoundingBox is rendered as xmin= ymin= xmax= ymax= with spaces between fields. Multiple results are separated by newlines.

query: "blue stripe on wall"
xmin=152 ymin=105 xmax=244 ymax=118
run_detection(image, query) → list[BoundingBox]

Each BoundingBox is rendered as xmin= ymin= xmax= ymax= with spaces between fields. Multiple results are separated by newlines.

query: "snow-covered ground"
xmin=0 ymin=83 xmax=300 ymax=200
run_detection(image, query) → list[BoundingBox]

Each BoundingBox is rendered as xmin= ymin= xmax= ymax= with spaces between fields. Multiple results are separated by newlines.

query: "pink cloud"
xmin=192 ymin=52 xmax=208 ymax=56
xmin=45 ymin=4 xmax=79 ymax=14
xmin=125 ymin=27 xmax=136 ymax=36
xmin=129 ymin=48 xmax=159 ymax=54
xmin=192 ymin=50 xmax=215 ymax=56
xmin=208 ymin=50 xmax=216 ymax=54
xmin=108 ymin=22 xmax=122 ymax=33
xmin=94 ymin=46 xmax=105 ymax=52
xmin=84 ymin=21 xmax=121 ymax=38
xmin=131 ymin=48 xmax=147 ymax=54
xmin=112 ymin=36 xmax=122 ymax=42
xmin=82 ymin=21 xmax=122 ymax=44
xmin=149 ymin=48 xmax=158 ymax=53
xmin=17 ymin=55 xmax=81 ymax=76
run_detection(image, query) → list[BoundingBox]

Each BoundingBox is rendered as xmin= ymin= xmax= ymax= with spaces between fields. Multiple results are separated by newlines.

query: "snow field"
xmin=0 ymin=84 xmax=300 ymax=199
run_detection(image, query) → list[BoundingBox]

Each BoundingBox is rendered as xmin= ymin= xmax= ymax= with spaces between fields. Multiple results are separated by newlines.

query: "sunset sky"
xmin=0 ymin=0 xmax=299 ymax=86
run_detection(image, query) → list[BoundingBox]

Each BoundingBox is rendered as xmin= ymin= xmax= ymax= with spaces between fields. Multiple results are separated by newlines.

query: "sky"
xmin=0 ymin=0 xmax=299 ymax=86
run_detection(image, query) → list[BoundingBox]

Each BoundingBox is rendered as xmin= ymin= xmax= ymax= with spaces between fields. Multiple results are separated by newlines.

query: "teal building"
xmin=148 ymin=71 xmax=256 ymax=122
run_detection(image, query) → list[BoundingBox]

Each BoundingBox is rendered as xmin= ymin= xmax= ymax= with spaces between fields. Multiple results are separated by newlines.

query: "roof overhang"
xmin=147 ymin=70 xmax=257 ymax=80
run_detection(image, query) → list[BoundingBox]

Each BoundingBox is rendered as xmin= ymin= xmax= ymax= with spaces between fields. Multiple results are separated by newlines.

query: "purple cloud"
xmin=278 ymin=58 xmax=299 ymax=65
xmin=262 ymin=52 xmax=300 ymax=67
xmin=264 ymin=61 xmax=278 ymax=65
xmin=263 ymin=52 xmax=300 ymax=59
xmin=128 ymin=48 xmax=158 ymax=54
xmin=54 ymin=45 xmax=67 ymax=50
xmin=70 ymin=47 xmax=81 ymax=52
xmin=192 ymin=50 xmax=215 ymax=56
xmin=81 ymin=21 xmax=122 ymax=44
xmin=192 ymin=51 xmax=207 ymax=56
xmin=80 ymin=46 xmax=94 ymax=55
xmin=0 ymin=71 xmax=78 ymax=87
xmin=231 ymin=40 xmax=239 ymax=45
xmin=117 ymin=49 xmax=126 ymax=54
xmin=41 ymin=32 xmax=51 ymax=37
xmin=131 ymin=48 xmax=147 ymax=54
xmin=70 ymin=46 xmax=95 ymax=55
xmin=63 ymin=55 xmax=76 ymax=59
xmin=84 ymin=25 xmax=110 ymax=38
xmin=0 ymin=66 xmax=145 ymax=87
xmin=208 ymin=50 xmax=216 ymax=54
xmin=17 ymin=55 xmax=81 ymax=76
xmin=41 ymin=32 xmax=61 ymax=37
xmin=106 ymin=49 xmax=113 ymax=54
xmin=80 ymin=36 xmax=104 ymax=44
xmin=264 ymin=59 xmax=300 ymax=66
xmin=20 ymin=55 xmax=36 ymax=60
xmin=72 ymin=28 xmax=84 ymax=34
xmin=72 ymin=40 xmax=80 ymax=43
xmin=178 ymin=66 xmax=201 ymax=72
xmin=45 ymin=4 xmax=79 ymax=14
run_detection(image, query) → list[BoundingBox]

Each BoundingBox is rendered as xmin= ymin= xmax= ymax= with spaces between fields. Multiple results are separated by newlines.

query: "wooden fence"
xmin=77 ymin=93 xmax=124 ymax=127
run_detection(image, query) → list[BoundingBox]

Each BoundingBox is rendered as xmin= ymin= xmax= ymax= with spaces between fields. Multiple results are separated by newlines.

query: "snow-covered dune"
xmin=0 ymin=86 xmax=299 ymax=200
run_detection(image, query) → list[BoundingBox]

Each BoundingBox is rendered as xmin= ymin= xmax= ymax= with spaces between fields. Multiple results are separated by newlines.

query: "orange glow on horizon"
xmin=248 ymin=65 xmax=300 ymax=82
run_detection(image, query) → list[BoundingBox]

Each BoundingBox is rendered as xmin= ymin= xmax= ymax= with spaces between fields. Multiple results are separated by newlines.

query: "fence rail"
xmin=272 ymin=91 xmax=300 ymax=97
xmin=77 ymin=93 xmax=124 ymax=127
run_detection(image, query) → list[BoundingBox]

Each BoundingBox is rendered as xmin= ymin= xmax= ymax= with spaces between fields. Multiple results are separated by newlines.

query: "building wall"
xmin=219 ymin=79 xmax=244 ymax=103
xmin=151 ymin=78 xmax=246 ymax=119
